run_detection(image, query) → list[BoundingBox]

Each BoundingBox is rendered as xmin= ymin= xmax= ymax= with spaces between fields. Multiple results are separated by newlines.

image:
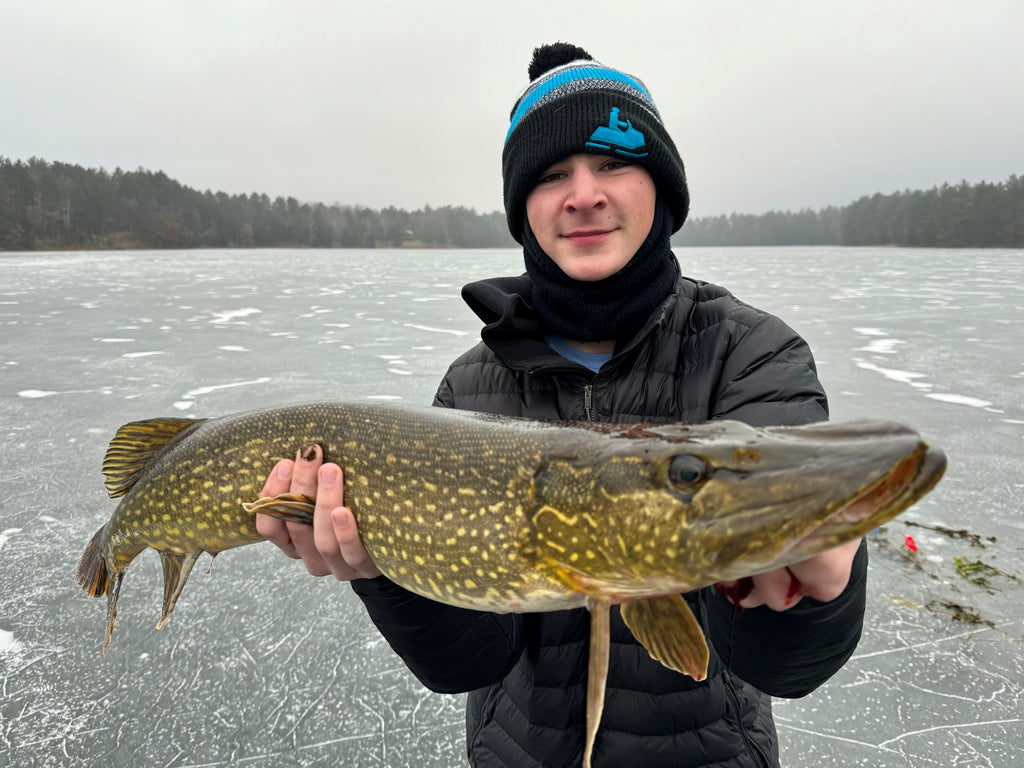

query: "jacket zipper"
xmin=723 ymin=673 xmax=771 ymax=767
xmin=583 ymin=383 xmax=594 ymax=420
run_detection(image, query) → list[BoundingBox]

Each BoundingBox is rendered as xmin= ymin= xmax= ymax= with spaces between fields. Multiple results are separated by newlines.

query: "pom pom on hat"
xmin=502 ymin=42 xmax=689 ymax=242
xmin=527 ymin=42 xmax=594 ymax=80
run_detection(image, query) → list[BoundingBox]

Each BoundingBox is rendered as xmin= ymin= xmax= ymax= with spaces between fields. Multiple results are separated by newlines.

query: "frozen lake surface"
xmin=2 ymin=246 xmax=1022 ymax=767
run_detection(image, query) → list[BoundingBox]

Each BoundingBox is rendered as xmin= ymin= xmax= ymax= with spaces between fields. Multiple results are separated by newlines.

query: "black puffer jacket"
xmin=353 ymin=273 xmax=867 ymax=768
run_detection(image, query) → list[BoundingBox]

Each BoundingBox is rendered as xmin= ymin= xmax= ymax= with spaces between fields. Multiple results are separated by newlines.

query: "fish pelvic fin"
xmin=102 ymin=417 xmax=206 ymax=497
xmin=243 ymin=493 xmax=317 ymax=525
xmin=77 ymin=526 xmax=109 ymax=597
xmin=584 ymin=597 xmax=612 ymax=768
xmin=157 ymin=551 xmax=203 ymax=630
xmin=620 ymin=594 xmax=710 ymax=682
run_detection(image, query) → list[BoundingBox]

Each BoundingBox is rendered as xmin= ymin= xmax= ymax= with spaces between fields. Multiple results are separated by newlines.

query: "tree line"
xmin=673 ymin=176 xmax=1024 ymax=248
xmin=0 ymin=157 xmax=516 ymax=251
xmin=1 ymin=156 xmax=1021 ymax=251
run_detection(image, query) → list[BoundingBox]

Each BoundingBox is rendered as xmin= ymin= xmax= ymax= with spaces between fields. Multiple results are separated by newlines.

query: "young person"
xmin=257 ymin=43 xmax=866 ymax=768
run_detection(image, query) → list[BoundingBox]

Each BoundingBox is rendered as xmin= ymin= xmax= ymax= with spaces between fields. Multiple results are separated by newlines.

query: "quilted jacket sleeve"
xmin=705 ymin=540 xmax=868 ymax=697
xmin=705 ymin=310 xmax=867 ymax=697
xmin=351 ymin=576 xmax=524 ymax=694
xmin=710 ymin=312 xmax=828 ymax=427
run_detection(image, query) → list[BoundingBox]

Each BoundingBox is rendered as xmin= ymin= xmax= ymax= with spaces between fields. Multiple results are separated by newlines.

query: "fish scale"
xmin=78 ymin=401 xmax=946 ymax=768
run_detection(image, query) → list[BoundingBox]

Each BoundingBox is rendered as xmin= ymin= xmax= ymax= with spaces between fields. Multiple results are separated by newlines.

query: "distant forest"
xmin=0 ymin=157 xmax=516 ymax=251
xmin=674 ymin=176 xmax=1024 ymax=249
xmin=1 ymin=157 xmax=1022 ymax=251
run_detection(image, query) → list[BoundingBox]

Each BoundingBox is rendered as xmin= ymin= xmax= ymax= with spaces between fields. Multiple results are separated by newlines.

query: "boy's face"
xmin=525 ymin=153 xmax=656 ymax=282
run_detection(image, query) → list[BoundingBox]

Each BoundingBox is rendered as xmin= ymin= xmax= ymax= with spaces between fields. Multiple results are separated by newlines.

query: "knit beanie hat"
xmin=502 ymin=42 xmax=689 ymax=242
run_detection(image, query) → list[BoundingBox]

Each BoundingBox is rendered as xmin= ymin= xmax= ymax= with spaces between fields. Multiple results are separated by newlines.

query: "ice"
xmin=122 ymin=350 xmax=166 ymax=358
xmin=182 ymin=378 xmax=274 ymax=399
xmin=855 ymin=361 xmax=931 ymax=389
xmin=2 ymin=246 xmax=1021 ymax=767
xmin=0 ymin=628 xmax=23 ymax=659
xmin=852 ymin=327 xmax=889 ymax=336
xmin=209 ymin=307 xmax=262 ymax=324
xmin=857 ymin=338 xmax=903 ymax=354
xmin=403 ymin=323 xmax=469 ymax=337
xmin=926 ymin=393 xmax=994 ymax=408
xmin=0 ymin=528 xmax=22 ymax=549
xmin=17 ymin=389 xmax=59 ymax=398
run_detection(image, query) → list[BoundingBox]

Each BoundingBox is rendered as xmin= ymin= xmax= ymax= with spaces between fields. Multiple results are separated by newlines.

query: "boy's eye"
xmin=536 ymin=171 xmax=566 ymax=184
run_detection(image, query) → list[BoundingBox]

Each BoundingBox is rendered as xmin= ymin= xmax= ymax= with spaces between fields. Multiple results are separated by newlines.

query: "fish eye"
xmin=667 ymin=455 xmax=709 ymax=494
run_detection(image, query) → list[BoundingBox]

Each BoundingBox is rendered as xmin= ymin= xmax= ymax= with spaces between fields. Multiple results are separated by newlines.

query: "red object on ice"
xmin=904 ymin=534 xmax=918 ymax=552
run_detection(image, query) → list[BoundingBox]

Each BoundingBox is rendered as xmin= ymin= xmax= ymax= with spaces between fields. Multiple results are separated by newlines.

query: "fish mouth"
xmin=792 ymin=441 xmax=947 ymax=556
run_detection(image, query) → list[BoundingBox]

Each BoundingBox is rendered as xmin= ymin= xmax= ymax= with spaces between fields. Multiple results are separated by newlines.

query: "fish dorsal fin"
xmin=620 ymin=594 xmax=710 ymax=682
xmin=102 ymin=417 xmax=206 ymax=497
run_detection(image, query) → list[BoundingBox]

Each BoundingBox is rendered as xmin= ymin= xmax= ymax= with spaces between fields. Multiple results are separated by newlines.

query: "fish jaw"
xmin=785 ymin=438 xmax=946 ymax=560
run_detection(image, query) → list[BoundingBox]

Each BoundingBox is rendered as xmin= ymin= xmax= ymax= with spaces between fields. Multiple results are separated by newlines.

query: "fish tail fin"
xmin=77 ymin=526 xmax=109 ymax=597
xmin=157 ymin=551 xmax=203 ymax=630
xmin=79 ymin=525 xmax=145 ymax=653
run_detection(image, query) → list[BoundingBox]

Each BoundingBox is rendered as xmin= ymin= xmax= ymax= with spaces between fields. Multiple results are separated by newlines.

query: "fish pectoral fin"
xmin=157 ymin=551 xmax=203 ymax=630
xmin=243 ymin=493 xmax=317 ymax=525
xmin=620 ymin=594 xmax=710 ymax=682
xmin=102 ymin=417 xmax=206 ymax=497
xmin=584 ymin=597 xmax=612 ymax=768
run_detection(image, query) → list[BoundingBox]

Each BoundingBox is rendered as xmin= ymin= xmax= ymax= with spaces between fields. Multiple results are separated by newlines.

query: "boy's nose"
xmin=565 ymin=167 xmax=607 ymax=211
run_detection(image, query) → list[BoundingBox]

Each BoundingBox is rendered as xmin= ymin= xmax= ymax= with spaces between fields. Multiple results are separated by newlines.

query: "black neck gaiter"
xmin=522 ymin=198 xmax=679 ymax=343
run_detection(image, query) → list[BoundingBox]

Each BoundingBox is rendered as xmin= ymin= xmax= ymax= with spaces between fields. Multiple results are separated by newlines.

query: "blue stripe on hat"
xmin=505 ymin=66 xmax=653 ymax=143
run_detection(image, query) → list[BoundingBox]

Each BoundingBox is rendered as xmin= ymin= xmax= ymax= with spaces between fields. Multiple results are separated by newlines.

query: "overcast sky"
xmin=3 ymin=0 xmax=1021 ymax=218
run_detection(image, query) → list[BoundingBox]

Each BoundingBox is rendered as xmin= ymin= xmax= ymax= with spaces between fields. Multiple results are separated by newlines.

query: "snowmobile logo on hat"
xmin=585 ymin=108 xmax=648 ymax=158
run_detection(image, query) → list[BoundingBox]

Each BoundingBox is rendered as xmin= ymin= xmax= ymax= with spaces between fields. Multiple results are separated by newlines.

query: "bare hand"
xmin=255 ymin=445 xmax=382 ymax=581
xmin=715 ymin=538 xmax=862 ymax=611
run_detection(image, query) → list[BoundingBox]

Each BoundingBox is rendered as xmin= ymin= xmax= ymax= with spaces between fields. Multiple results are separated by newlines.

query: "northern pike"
xmin=78 ymin=402 xmax=946 ymax=767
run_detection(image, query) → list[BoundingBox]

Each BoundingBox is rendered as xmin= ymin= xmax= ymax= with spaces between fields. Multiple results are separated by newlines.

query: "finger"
xmin=312 ymin=464 xmax=347 ymax=570
xmin=285 ymin=445 xmax=331 ymax=575
xmin=289 ymin=444 xmax=323 ymax=498
xmin=260 ymin=458 xmax=295 ymax=498
xmin=332 ymin=507 xmax=381 ymax=580
xmin=257 ymin=515 xmax=300 ymax=558
xmin=789 ymin=538 xmax=861 ymax=602
xmin=713 ymin=577 xmax=753 ymax=607
xmin=310 ymin=466 xmax=380 ymax=580
xmin=741 ymin=568 xmax=803 ymax=611
xmin=256 ymin=459 xmax=298 ymax=556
